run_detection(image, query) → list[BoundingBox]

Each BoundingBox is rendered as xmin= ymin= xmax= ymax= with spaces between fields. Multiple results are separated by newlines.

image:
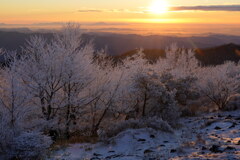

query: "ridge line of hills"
xmin=0 ymin=31 xmax=240 ymax=65
xmin=119 ymin=43 xmax=240 ymax=65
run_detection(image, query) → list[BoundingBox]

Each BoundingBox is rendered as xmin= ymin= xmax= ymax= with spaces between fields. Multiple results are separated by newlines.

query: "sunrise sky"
xmin=1 ymin=0 xmax=240 ymax=35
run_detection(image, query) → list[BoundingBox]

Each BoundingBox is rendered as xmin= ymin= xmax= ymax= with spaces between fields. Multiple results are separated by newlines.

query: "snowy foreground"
xmin=49 ymin=111 xmax=240 ymax=160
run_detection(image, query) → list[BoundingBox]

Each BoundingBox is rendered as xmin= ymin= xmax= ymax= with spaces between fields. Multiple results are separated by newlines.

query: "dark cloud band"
xmin=171 ymin=5 xmax=240 ymax=12
xmin=77 ymin=5 xmax=240 ymax=13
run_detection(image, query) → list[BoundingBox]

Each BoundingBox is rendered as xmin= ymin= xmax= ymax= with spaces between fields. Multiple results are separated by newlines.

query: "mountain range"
xmin=118 ymin=43 xmax=240 ymax=65
xmin=0 ymin=30 xmax=240 ymax=65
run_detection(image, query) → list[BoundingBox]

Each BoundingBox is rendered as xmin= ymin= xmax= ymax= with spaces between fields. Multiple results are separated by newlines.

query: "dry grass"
xmin=180 ymin=98 xmax=219 ymax=117
xmin=50 ymin=135 xmax=99 ymax=151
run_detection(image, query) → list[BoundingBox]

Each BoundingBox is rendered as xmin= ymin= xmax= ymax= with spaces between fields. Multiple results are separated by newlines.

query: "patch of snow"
xmin=49 ymin=110 xmax=240 ymax=160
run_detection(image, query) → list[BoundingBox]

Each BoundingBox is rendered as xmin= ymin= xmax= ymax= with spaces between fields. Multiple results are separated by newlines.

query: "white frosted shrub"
xmin=0 ymin=111 xmax=52 ymax=159
xmin=197 ymin=62 xmax=240 ymax=110
xmin=226 ymin=94 xmax=240 ymax=110
xmin=0 ymin=112 xmax=15 ymax=157
xmin=143 ymin=116 xmax=173 ymax=133
xmin=100 ymin=117 xmax=173 ymax=140
xmin=130 ymin=72 xmax=182 ymax=127
xmin=125 ymin=45 xmax=202 ymax=127
xmin=159 ymin=73 xmax=199 ymax=105
xmin=9 ymin=131 xmax=52 ymax=159
xmin=147 ymin=76 xmax=180 ymax=127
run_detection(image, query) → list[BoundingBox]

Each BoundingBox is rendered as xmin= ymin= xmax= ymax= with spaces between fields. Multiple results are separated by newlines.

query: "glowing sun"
xmin=148 ymin=0 xmax=169 ymax=14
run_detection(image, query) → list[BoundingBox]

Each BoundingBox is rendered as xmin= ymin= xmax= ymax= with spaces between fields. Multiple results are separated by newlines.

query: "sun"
xmin=148 ymin=0 xmax=169 ymax=14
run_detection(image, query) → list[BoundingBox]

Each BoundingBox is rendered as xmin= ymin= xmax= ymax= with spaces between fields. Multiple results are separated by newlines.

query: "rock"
xmin=105 ymin=154 xmax=123 ymax=159
xmin=170 ymin=149 xmax=177 ymax=153
xmin=108 ymin=150 xmax=115 ymax=153
xmin=163 ymin=141 xmax=169 ymax=143
xmin=150 ymin=134 xmax=155 ymax=138
xmin=209 ymin=145 xmax=222 ymax=153
xmin=211 ymin=134 xmax=217 ymax=137
xmin=138 ymin=138 xmax=146 ymax=142
xmin=214 ymin=126 xmax=221 ymax=130
xmin=91 ymin=157 xmax=101 ymax=160
xmin=224 ymin=146 xmax=236 ymax=151
xmin=160 ymin=144 xmax=165 ymax=147
xmin=237 ymin=140 xmax=240 ymax=145
xmin=93 ymin=153 xmax=102 ymax=156
xmin=202 ymin=146 xmax=207 ymax=150
xmin=229 ymin=122 xmax=237 ymax=129
xmin=85 ymin=147 xmax=92 ymax=151
xmin=144 ymin=149 xmax=154 ymax=154
xmin=225 ymin=115 xmax=233 ymax=119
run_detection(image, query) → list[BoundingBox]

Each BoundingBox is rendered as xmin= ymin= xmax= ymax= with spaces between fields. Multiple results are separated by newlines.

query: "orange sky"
xmin=0 ymin=0 xmax=240 ymax=35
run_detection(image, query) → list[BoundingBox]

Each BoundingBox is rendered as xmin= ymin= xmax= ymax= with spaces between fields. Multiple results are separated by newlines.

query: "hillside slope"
xmin=118 ymin=44 xmax=240 ymax=65
xmin=49 ymin=110 xmax=240 ymax=160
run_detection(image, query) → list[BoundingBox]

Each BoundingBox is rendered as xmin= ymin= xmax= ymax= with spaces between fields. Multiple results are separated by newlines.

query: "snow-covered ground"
xmin=48 ymin=110 xmax=240 ymax=160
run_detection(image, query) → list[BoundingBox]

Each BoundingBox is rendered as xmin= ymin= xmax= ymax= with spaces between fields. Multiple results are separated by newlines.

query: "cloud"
xmin=0 ymin=22 xmax=131 ymax=30
xmin=0 ymin=22 xmax=65 ymax=27
xmin=78 ymin=5 xmax=240 ymax=14
xmin=85 ymin=22 xmax=129 ymax=26
xmin=78 ymin=9 xmax=103 ymax=13
xmin=78 ymin=8 xmax=145 ymax=13
xmin=171 ymin=5 xmax=240 ymax=12
xmin=32 ymin=22 xmax=64 ymax=26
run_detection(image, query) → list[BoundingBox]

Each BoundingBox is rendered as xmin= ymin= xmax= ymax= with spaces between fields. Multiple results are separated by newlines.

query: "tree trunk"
xmin=142 ymin=92 xmax=147 ymax=117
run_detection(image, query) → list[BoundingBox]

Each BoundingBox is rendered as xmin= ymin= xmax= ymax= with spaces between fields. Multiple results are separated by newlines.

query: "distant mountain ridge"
xmin=195 ymin=43 xmax=240 ymax=65
xmin=0 ymin=31 xmax=53 ymax=52
xmin=0 ymin=31 xmax=240 ymax=66
xmin=82 ymin=33 xmax=240 ymax=56
xmin=1 ymin=30 xmax=240 ymax=54
xmin=118 ymin=44 xmax=240 ymax=65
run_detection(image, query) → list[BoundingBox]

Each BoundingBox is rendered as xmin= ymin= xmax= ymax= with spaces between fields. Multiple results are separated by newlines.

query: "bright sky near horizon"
xmin=0 ymin=0 xmax=240 ymax=35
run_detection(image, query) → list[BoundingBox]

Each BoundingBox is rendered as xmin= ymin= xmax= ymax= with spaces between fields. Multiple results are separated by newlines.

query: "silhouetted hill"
xmin=82 ymin=33 xmax=240 ymax=55
xmin=118 ymin=44 xmax=240 ymax=65
xmin=1 ymin=31 xmax=240 ymax=66
xmin=0 ymin=28 xmax=32 ymax=33
xmin=0 ymin=31 xmax=53 ymax=51
xmin=1 ymin=30 xmax=240 ymax=54
xmin=0 ymin=31 xmax=53 ymax=66
xmin=118 ymin=49 xmax=165 ymax=62
xmin=195 ymin=43 xmax=240 ymax=65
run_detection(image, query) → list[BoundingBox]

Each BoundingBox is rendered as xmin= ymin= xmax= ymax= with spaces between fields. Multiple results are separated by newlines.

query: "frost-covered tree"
xmin=197 ymin=62 xmax=240 ymax=110
xmin=16 ymin=24 xmax=101 ymax=138
xmin=20 ymin=35 xmax=62 ymax=121
xmin=77 ymin=62 xmax=126 ymax=136
xmin=120 ymin=46 xmax=200 ymax=124
xmin=0 ymin=53 xmax=52 ymax=159
xmin=130 ymin=72 xmax=180 ymax=127
xmin=53 ymin=24 xmax=97 ymax=137
xmin=159 ymin=73 xmax=199 ymax=106
xmin=152 ymin=44 xmax=200 ymax=78
xmin=120 ymin=50 xmax=151 ymax=118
